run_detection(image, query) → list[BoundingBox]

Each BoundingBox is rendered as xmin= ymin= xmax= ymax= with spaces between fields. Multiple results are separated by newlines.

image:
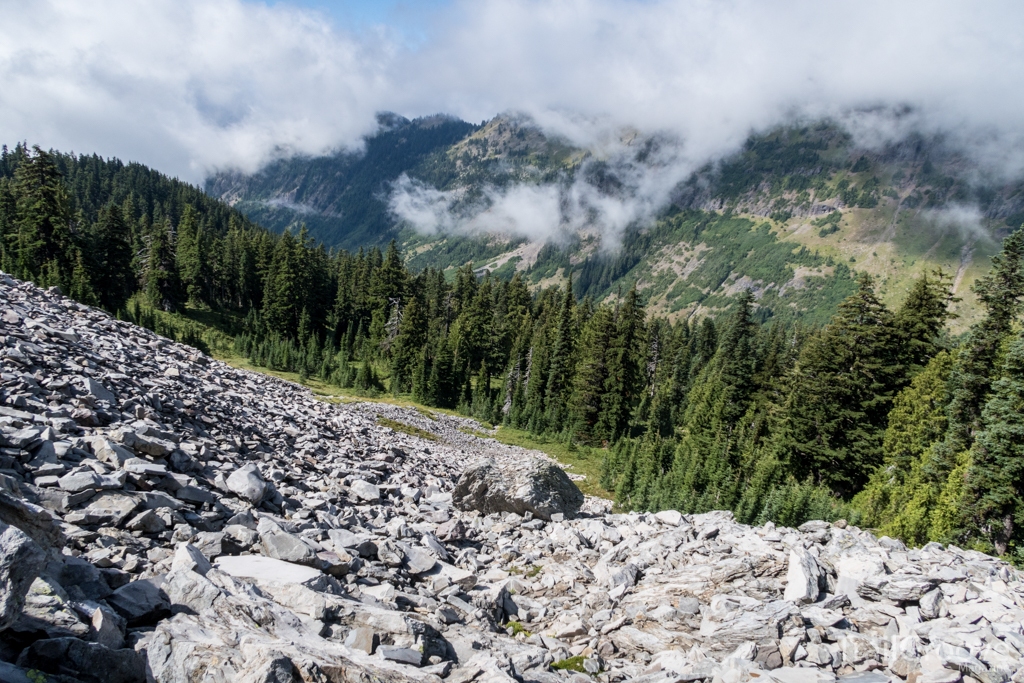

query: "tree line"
xmin=3 ymin=144 xmax=1023 ymax=560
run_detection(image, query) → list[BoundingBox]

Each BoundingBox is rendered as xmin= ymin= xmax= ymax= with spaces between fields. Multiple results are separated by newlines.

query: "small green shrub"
xmin=506 ymin=620 xmax=532 ymax=637
xmin=551 ymin=656 xmax=586 ymax=672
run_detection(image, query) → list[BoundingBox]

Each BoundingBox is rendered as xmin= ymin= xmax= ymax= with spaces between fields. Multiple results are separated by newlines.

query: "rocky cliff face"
xmin=1 ymin=272 xmax=1024 ymax=683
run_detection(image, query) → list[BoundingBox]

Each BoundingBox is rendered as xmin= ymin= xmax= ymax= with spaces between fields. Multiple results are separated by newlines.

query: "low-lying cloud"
xmin=3 ymin=0 xmax=1024 ymax=242
xmin=389 ymin=130 xmax=691 ymax=247
xmin=920 ymin=203 xmax=993 ymax=242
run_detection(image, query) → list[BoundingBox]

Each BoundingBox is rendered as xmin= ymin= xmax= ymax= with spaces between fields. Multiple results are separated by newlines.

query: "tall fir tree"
xmin=175 ymin=206 xmax=206 ymax=306
xmin=261 ymin=230 xmax=301 ymax=337
xmin=566 ymin=306 xmax=614 ymax=443
xmin=776 ymin=275 xmax=903 ymax=495
xmin=88 ymin=202 xmax=135 ymax=312
xmin=596 ymin=286 xmax=646 ymax=441
xmin=961 ymin=331 xmax=1024 ymax=556
xmin=657 ymin=291 xmax=760 ymax=513
xmin=390 ymin=295 xmax=428 ymax=394
xmin=143 ymin=218 xmax=182 ymax=312
xmin=10 ymin=146 xmax=76 ymax=289
xmin=544 ymin=277 xmax=576 ymax=430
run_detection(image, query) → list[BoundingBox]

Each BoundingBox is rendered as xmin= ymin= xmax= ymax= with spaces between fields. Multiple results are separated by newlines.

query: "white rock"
xmin=350 ymin=479 xmax=380 ymax=502
xmin=214 ymin=555 xmax=323 ymax=586
xmin=655 ymin=509 xmax=684 ymax=526
xmin=784 ymin=548 xmax=821 ymax=604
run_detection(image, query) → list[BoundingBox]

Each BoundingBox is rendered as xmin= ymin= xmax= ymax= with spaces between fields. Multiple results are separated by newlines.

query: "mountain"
xmin=208 ymin=114 xmax=1024 ymax=329
xmin=205 ymin=113 xmax=477 ymax=250
xmin=2 ymin=272 xmax=1023 ymax=681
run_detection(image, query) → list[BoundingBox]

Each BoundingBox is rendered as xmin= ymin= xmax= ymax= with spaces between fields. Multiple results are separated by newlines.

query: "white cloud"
xmin=388 ymin=132 xmax=689 ymax=247
xmin=0 ymin=0 xmax=392 ymax=178
xmin=3 ymin=0 xmax=1024 ymax=213
xmin=920 ymin=203 xmax=993 ymax=242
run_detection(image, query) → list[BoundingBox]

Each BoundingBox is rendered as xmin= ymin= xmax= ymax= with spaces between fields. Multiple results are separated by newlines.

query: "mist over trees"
xmin=4 ymin=143 xmax=1024 ymax=561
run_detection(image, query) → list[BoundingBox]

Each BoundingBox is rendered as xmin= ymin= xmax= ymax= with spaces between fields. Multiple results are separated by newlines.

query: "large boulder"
xmin=0 ymin=522 xmax=46 ymax=631
xmin=452 ymin=457 xmax=583 ymax=521
xmin=261 ymin=530 xmax=320 ymax=567
xmin=17 ymin=637 xmax=146 ymax=683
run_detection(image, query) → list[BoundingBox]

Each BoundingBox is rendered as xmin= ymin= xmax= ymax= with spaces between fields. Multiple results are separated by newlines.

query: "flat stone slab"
xmin=378 ymin=645 xmax=422 ymax=666
xmin=214 ymin=555 xmax=324 ymax=586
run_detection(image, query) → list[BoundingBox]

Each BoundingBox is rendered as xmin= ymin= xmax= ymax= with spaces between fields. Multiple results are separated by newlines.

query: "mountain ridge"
xmin=207 ymin=114 xmax=1024 ymax=329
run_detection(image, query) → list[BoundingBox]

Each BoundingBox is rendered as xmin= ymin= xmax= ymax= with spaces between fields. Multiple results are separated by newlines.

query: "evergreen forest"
xmin=4 ymin=143 xmax=1024 ymax=562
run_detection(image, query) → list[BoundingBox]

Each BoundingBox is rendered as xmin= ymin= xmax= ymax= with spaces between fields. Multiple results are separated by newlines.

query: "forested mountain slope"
xmin=5 ymin=140 xmax=1024 ymax=561
xmin=205 ymin=114 xmax=477 ymax=250
xmin=208 ymin=115 xmax=1024 ymax=329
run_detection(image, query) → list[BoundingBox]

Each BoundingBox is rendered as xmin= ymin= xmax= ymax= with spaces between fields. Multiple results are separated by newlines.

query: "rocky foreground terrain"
xmin=1 ymin=274 xmax=1024 ymax=683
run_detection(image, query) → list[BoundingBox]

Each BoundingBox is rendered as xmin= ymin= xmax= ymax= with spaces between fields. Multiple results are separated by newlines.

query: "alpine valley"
xmin=3 ymin=108 xmax=1024 ymax=682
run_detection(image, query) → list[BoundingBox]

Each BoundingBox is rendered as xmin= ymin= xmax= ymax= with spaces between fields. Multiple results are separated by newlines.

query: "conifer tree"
xmin=427 ymin=337 xmax=458 ymax=408
xmin=940 ymin=228 xmax=1024 ymax=457
xmin=777 ymin=275 xmax=902 ymax=495
xmin=544 ymin=277 xmax=575 ymax=429
xmin=566 ymin=306 xmax=614 ymax=443
xmin=175 ymin=206 xmax=206 ymax=306
xmin=10 ymin=146 xmax=76 ymax=288
xmin=0 ymin=176 xmax=15 ymax=272
xmin=390 ymin=295 xmax=427 ymax=394
xmin=658 ymin=291 xmax=759 ymax=512
xmin=412 ymin=345 xmax=431 ymax=402
xmin=962 ymin=331 xmax=1024 ymax=556
xmin=895 ymin=270 xmax=955 ymax=374
xmin=89 ymin=202 xmax=135 ymax=311
xmin=68 ymin=250 xmax=97 ymax=305
xmin=910 ymin=228 xmax=1024 ymax=545
xmin=262 ymin=231 xmax=300 ymax=337
xmin=144 ymin=218 xmax=182 ymax=312
xmin=854 ymin=351 xmax=953 ymax=542
xmin=597 ymin=286 xmax=645 ymax=441
xmin=689 ymin=317 xmax=718 ymax=382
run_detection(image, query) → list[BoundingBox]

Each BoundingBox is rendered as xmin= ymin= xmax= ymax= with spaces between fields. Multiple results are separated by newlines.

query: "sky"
xmin=2 ymin=0 xmax=1023 ymax=193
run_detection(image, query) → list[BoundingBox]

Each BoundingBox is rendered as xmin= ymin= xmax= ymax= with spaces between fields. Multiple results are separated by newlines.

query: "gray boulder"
xmin=350 ymin=479 xmax=381 ymax=502
xmin=0 ymin=522 xmax=46 ymax=631
xmin=11 ymin=574 xmax=90 ymax=638
xmin=17 ymin=637 xmax=146 ymax=683
xmin=0 ymin=490 xmax=63 ymax=549
xmin=226 ymin=463 xmax=266 ymax=504
xmin=106 ymin=577 xmax=170 ymax=626
xmin=452 ymin=457 xmax=583 ymax=521
xmin=261 ymin=530 xmax=319 ymax=567
xmin=83 ymin=377 xmax=117 ymax=404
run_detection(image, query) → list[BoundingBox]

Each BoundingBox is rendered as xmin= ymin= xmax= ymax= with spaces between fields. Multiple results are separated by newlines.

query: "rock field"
xmin=2 ymin=272 xmax=1024 ymax=683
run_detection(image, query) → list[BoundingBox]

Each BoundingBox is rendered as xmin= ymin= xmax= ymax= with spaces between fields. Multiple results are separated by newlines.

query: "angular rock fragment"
xmin=784 ymin=548 xmax=822 ymax=604
xmin=226 ymin=462 xmax=266 ymax=504
xmin=261 ymin=529 xmax=320 ymax=567
xmin=105 ymin=577 xmax=170 ymax=626
xmin=350 ymin=479 xmax=381 ymax=502
xmin=11 ymin=574 xmax=90 ymax=638
xmin=0 ymin=522 xmax=46 ymax=631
